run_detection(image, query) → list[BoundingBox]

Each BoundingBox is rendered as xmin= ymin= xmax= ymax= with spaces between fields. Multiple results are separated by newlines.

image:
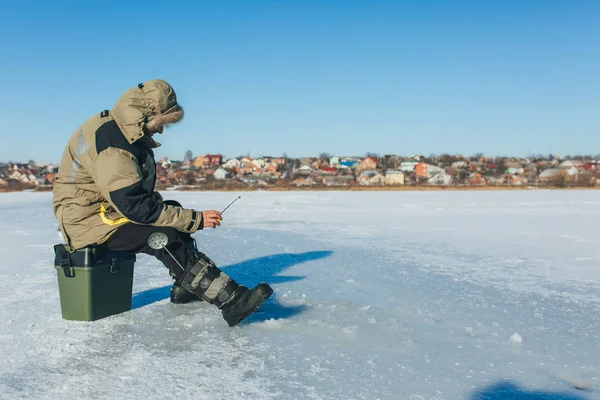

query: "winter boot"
xmin=170 ymin=282 xmax=202 ymax=304
xmin=177 ymin=252 xmax=272 ymax=326
xmin=221 ymin=283 xmax=273 ymax=327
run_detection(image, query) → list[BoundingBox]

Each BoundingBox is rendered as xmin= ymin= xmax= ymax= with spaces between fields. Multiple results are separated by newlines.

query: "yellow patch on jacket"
xmin=99 ymin=204 xmax=130 ymax=226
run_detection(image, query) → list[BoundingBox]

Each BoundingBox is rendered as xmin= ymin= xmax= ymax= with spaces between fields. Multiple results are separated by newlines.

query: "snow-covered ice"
xmin=0 ymin=190 xmax=599 ymax=399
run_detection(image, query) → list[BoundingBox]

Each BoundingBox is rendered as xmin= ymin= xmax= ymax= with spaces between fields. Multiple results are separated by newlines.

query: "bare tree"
xmin=495 ymin=157 xmax=507 ymax=174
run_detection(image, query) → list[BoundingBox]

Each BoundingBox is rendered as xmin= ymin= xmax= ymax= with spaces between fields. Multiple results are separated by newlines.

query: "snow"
xmin=509 ymin=332 xmax=523 ymax=344
xmin=1 ymin=190 xmax=599 ymax=399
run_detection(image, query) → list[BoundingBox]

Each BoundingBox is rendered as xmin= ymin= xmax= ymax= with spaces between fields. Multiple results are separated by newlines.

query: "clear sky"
xmin=0 ymin=0 xmax=598 ymax=163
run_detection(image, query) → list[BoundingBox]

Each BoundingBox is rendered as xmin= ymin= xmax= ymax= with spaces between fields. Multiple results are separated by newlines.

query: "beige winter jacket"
xmin=52 ymin=79 xmax=202 ymax=250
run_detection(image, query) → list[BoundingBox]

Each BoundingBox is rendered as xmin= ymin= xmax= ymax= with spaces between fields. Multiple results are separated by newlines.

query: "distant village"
xmin=1 ymin=152 xmax=600 ymax=191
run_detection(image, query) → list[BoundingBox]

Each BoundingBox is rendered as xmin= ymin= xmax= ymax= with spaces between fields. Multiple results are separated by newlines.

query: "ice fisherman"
xmin=52 ymin=79 xmax=272 ymax=326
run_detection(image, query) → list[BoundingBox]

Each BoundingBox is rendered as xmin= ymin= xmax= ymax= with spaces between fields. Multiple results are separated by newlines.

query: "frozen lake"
xmin=0 ymin=190 xmax=598 ymax=399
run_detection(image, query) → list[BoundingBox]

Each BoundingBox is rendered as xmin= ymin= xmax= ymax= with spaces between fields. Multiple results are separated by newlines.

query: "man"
xmin=52 ymin=79 xmax=272 ymax=327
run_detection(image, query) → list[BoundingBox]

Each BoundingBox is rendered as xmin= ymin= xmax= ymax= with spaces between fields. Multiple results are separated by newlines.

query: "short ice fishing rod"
xmin=147 ymin=196 xmax=242 ymax=269
xmin=221 ymin=195 xmax=241 ymax=214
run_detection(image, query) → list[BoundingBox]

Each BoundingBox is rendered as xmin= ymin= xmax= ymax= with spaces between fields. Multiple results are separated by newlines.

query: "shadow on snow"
xmin=131 ymin=250 xmax=333 ymax=324
xmin=470 ymin=381 xmax=591 ymax=400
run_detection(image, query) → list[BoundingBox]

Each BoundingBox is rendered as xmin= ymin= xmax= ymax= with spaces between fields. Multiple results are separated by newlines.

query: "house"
xmin=329 ymin=156 xmax=340 ymax=167
xmin=213 ymin=167 xmax=230 ymax=180
xmin=17 ymin=173 xmax=38 ymax=185
xmin=414 ymin=162 xmax=430 ymax=179
xmin=505 ymin=161 xmax=524 ymax=175
xmin=338 ymin=160 xmax=357 ymax=168
xmin=240 ymin=157 xmax=253 ymax=165
xmin=428 ymin=172 xmax=452 ymax=185
xmin=204 ymin=154 xmax=222 ymax=167
xmin=427 ymin=164 xmax=445 ymax=176
xmin=0 ymin=178 xmax=7 ymax=187
xmin=539 ymin=168 xmax=564 ymax=183
xmin=467 ymin=172 xmax=486 ymax=185
xmin=45 ymin=164 xmax=59 ymax=173
xmin=8 ymin=171 xmax=22 ymax=180
xmin=561 ymin=166 xmax=579 ymax=176
xmin=223 ymin=158 xmax=241 ymax=171
xmin=358 ymin=170 xmax=384 ymax=186
xmin=320 ymin=166 xmax=337 ymax=174
xmin=270 ymin=158 xmax=286 ymax=167
xmin=359 ymin=157 xmax=377 ymax=171
xmin=384 ymin=170 xmax=404 ymax=185
xmin=240 ymin=164 xmax=257 ymax=175
xmin=504 ymin=174 xmax=524 ymax=185
xmin=469 ymin=162 xmax=483 ymax=172
xmin=559 ymin=161 xmax=583 ymax=178
xmin=265 ymin=164 xmax=280 ymax=174
xmin=580 ymin=163 xmax=597 ymax=172
xmin=451 ymin=161 xmax=468 ymax=169
xmin=44 ymin=173 xmax=56 ymax=184
xmin=192 ymin=156 xmax=205 ymax=168
xmin=295 ymin=165 xmax=313 ymax=176
xmin=559 ymin=160 xmax=583 ymax=169
xmin=160 ymin=158 xmax=172 ymax=169
xmin=400 ymin=160 xmax=419 ymax=172
xmin=251 ymin=159 xmax=265 ymax=169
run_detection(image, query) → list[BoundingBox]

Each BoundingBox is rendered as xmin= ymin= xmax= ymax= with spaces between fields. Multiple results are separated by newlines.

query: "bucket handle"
xmin=110 ymin=258 xmax=120 ymax=274
xmin=54 ymin=244 xmax=75 ymax=278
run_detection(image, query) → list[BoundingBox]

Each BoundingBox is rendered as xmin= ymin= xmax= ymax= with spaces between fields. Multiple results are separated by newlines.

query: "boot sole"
xmin=226 ymin=285 xmax=274 ymax=327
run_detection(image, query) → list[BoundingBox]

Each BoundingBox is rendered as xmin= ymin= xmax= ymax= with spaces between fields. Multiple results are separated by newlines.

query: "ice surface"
xmin=509 ymin=332 xmax=523 ymax=344
xmin=0 ymin=190 xmax=599 ymax=399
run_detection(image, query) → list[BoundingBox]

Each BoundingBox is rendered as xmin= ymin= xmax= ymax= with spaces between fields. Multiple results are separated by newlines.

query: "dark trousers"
xmin=101 ymin=201 xmax=197 ymax=282
xmin=101 ymin=223 xmax=195 ymax=281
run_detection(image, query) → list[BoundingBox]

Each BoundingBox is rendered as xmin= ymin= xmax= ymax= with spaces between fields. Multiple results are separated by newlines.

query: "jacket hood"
xmin=111 ymin=79 xmax=184 ymax=147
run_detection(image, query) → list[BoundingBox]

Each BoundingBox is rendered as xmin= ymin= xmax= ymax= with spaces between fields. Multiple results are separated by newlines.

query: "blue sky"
xmin=0 ymin=1 xmax=598 ymax=163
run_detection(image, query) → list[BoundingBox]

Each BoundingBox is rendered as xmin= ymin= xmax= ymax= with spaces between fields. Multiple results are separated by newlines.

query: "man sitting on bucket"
xmin=52 ymin=79 xmax=272 ymax=327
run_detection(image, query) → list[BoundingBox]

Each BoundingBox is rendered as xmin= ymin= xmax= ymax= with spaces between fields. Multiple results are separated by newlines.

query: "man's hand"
xmin=202 ymin=210 xmax=223 ymax=229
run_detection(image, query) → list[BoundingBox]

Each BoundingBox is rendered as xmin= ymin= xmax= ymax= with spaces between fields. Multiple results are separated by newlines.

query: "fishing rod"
xmin=147 ymin=197 xmax=243 ymax=267
xmin=221 ymin=195 xmax=241 ymax=214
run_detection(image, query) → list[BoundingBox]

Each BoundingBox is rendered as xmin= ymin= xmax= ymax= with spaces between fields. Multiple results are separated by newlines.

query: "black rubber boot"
xmin=170 ymin=283 xmax=202 ymax=304
xmin=221 ymin=283 xmax=273 ymax=327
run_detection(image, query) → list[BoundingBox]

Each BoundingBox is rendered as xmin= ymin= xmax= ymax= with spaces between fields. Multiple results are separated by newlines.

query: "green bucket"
xmin=54 ymin=244 xmax=136 ymax=321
